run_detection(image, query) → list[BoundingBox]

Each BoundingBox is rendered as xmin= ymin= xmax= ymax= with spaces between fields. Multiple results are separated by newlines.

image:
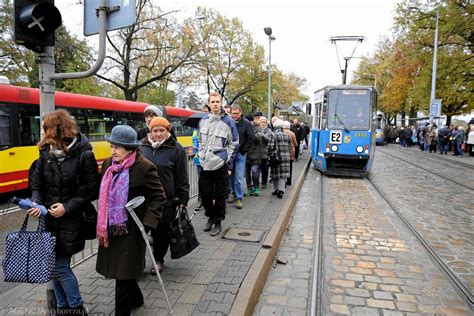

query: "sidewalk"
xmin=0 ymin=151 xmax=310 ymax=316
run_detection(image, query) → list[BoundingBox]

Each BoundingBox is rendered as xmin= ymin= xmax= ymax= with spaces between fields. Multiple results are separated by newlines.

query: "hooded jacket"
xmin=198 ymin=111 xmax=239 ymax=171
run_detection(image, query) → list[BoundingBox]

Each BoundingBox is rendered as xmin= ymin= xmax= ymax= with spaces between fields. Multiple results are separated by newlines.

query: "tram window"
xmin=0 ymin=106 xmax=12 ymax=147
xmin=18 ymin=105 xmax=40 ymax=146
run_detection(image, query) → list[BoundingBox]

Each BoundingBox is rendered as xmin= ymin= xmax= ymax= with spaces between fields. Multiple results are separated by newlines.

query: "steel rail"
xmin=309 ymin=173 xmax=324 ymax=316
xmin=376 ymin=149 xmax=473 ymax=191
xmin=367 ymin=177 xmax=473 ymax=308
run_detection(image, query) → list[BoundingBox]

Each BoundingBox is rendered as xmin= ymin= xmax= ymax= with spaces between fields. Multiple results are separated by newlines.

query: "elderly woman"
xmin=283 ymin=121 xmax=298 ymax=186
xmin=268 ymin=119 xmax=291 ymax=199
xmin=28 ymin=109 xmax=99 ymax=315
xmin=96 ymin=125 xmax=167 ymax=316
xmin=141 ymin=117 xmax=190 ymax=273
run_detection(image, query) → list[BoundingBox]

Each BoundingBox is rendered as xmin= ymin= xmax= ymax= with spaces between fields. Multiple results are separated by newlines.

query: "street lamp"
xmin=264 ymin=27 xmax=275 ymax=120
xmin=429 ymin=10 xmax=439 ymax=124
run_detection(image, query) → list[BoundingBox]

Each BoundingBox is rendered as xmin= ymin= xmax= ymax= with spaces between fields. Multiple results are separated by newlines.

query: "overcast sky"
xmin=57 ymin=0 xmax=400 ymax=97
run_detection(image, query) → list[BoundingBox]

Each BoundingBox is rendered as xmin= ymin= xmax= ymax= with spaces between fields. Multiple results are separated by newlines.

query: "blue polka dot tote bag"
xmin=2 ymin=215 xmax=56 ymax=283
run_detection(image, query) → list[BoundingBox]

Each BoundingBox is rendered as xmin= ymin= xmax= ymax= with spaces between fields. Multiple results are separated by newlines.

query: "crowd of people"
xmin=24 ymin=92 xmax=310 ymax=315
xmin=383 ymin=122 xmax=474 ymax=157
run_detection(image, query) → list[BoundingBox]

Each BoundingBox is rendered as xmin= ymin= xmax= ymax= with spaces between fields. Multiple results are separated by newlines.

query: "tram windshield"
xmin=327 ymin=89 xmax=371 ymax=131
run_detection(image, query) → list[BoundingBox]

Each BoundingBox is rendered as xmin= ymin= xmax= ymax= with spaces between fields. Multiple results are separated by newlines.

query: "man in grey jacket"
xmin=198 ymin=92 xmax=239 ymax=236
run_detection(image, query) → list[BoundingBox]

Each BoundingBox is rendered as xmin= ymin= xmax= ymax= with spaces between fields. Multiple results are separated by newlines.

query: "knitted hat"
xmin=144 ymin=105 xmax=163 ymax=117
xmin=149 ymin=117 xmax=171 ymax=131
xmin=105 ymin=125 xmax=141 ymax=148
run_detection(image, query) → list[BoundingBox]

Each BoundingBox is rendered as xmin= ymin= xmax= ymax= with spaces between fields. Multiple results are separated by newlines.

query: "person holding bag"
xmin=96 ymin=125 xmax=167 ymax=316
xmin=140 ymin=117 xmax=190 ymax=273
xmin=27 ymin=109 xmax=100 ymax=315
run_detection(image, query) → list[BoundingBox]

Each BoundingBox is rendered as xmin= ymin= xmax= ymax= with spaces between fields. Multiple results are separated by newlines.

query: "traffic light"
xmin=14 ymin=0 xmax=62 ymax=53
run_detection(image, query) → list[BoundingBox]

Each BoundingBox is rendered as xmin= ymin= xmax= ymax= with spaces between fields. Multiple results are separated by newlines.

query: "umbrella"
xmin=184 ymin=112 xmax=207 ymax=129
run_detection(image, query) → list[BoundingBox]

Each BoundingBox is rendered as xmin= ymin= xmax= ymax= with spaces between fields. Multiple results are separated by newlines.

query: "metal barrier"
xmin=72 ymin=155 xmax=200 ymax=266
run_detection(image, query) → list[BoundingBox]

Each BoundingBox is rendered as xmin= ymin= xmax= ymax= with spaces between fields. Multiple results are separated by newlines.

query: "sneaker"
xmin=227 ymin=194 xmax=236 ymax=203
xmin=253 ymin=186 xmax=261 ymax=196
xmin=236 ymin=199 xmax=243 ymax=209
xmin=244 ymin=187 xmax=254 ymax=197
xmin=203 ymin=220 xmax=213 ymax=232
xmin=210 ymin=222 xmax=222 ymax=236
xmin=261 ymin=184 xmax=266 ymax=189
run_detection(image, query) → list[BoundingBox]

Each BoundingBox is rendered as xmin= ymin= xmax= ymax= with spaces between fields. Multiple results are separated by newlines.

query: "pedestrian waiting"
xmin=141 ymin=117 xmax=190 ymax=274
xmin=268 ymin=119 xmax=291 ymax=199
xmin=96 ymin=125 xmax=167 ymax=316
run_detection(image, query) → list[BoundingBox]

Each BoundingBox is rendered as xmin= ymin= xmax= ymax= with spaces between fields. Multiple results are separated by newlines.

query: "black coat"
xmin=235 ymin=117 xmax=255 ymax=154
xmin=140 ymin=136 xmax=190 ymax=223
xmin=31 ymin=133 xmax=100 ymax=257
xmin=96 ymin=152 xmax=167 ymax=280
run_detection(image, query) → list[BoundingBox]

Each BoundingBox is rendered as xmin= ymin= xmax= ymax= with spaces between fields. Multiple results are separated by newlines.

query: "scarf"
xmin=97 ymin=151 xmax=137 ymax=243
xmin=147 ymin=133 xmax=171 ymax=149
xmin=51 ymin=137 xmax=77 ymax=164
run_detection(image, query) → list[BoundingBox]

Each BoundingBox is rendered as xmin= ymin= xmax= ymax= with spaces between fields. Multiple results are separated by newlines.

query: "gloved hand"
xmin=145 ymin=225 xmax=153 ymax=234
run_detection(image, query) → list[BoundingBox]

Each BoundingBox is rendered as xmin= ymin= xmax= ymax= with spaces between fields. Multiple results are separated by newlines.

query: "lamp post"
xmin=264 ymin=27 xmax=275 ymax=120
xmin=429 ymin=10 xmax=439 ymax=124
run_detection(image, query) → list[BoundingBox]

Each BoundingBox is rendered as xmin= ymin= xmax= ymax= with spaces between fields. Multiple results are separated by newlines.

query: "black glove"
xmin=145 ymin=225 xmax=153 ymax=234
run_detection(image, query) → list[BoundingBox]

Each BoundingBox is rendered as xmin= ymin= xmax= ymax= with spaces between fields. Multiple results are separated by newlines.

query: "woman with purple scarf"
xmin=95 ymin=125 xmax=167 ymax=316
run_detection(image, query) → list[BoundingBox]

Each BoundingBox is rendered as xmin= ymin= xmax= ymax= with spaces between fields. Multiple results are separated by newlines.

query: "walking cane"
xmin=125 ymin=196 xmax=173 ymax=314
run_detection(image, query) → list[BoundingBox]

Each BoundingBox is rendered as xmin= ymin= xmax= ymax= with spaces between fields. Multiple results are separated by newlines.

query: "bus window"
xmin=169 ymin=117 xmax=193 ymax=137
xmin=18 ymin=105 xmax=40 ymax=146
xmin=0 ymin=105 xmax=12 ymax=148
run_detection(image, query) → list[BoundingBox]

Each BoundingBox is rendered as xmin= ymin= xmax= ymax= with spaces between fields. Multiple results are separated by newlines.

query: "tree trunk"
xmin=446 ymin=115 xmax=452 ymax=126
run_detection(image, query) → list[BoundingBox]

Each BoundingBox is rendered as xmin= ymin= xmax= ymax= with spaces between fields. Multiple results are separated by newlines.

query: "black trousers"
xmin=286 ymin=160 xmax=293 ymax=185
xmin=199 ymin=165 xmax=229 ymax=222
xmin=115 ymin=279 xmax=143 ymax=316
xmin=152 ymin=222 xmax=171 ymax=263
xmin=260 ymin=159 xmax=269 ymax=185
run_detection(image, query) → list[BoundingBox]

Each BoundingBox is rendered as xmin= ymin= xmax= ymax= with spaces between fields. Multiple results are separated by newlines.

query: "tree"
xmin=96 ymin=0 xmax=205 ymax=101
xmin=192 ymin=8 xmax=267 ymax=106
xmin=1 ymin=0 xmax=105 ymax=95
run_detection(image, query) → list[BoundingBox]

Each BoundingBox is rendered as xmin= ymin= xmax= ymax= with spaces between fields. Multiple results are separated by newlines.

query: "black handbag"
xmin=169 ymin=206 xmax=199 ymax=259
xmin=80 ymin=203 xmax=97 ymax=240
xmin=269 ymin=152 xmax=281 ymax=167
xmin=2 ymin=215 xmax=56 ymax=283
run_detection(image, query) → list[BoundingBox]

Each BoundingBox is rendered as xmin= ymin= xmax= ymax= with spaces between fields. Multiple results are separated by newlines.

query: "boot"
xmin=253 ymin=186 xmax=261 ymax=196
xmin=244 ymin=187 xmax=254 ymax=197
xmin=210 ymin=221 xmax=222 ymax=236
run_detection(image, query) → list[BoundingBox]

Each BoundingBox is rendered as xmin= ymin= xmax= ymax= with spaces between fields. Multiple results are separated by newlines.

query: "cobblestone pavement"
xmin=372 ymin=147 xmax=474 ymax=296
xmin=253 ymin=168 xmax=321 ymax=316
xmin=377 ymin=145 xmax=473 ymax=190
xmin=255 ymin=149 xmax=472 ymax=315
xmin=0 ymin=153 xmax=309 ymax=316
xmin=321 ymin=177 xmax=470 ymax=315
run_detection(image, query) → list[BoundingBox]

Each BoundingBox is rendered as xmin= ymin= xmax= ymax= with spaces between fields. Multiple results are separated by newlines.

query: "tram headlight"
xmin=356 ymin=145 xmax=364 ymax=153
xmin=331 ymin=145 xmax=338 ymax=152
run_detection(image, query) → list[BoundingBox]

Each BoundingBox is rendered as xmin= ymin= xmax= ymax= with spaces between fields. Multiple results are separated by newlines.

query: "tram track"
xmin=376 ymin=148 xmax=473 ymax=191
xmin=367 ymin=176 xmax=474 ymax=308
xmin=308 ymin=173 xmax=324 ymax=316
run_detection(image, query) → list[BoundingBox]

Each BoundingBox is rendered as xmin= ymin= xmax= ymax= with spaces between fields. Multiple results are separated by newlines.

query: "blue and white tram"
xmin=310 ymin=85 xmax=377 ymax=176
xmin=374 ymin=111 xmax=386 ymax=145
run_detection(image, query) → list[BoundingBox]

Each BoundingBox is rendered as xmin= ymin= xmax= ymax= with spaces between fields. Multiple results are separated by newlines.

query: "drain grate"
xmin=222 ymin=228 xmax=265 ymax=243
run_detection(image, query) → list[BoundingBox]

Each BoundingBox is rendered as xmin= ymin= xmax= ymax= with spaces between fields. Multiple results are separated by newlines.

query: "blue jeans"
xmin=457 ymin=143 xmax=463 ymax=156
xmin=440 ymin=143 xmax=448 ymax=154
xmin=231 ymin=153 xmax=246 ymax=200
xmin=52 ymin=256 xmax=83 ymax=308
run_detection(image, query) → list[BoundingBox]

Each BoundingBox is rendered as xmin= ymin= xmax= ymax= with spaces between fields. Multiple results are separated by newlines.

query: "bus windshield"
xmin=327 ymin=89 xmax=371 ymax=131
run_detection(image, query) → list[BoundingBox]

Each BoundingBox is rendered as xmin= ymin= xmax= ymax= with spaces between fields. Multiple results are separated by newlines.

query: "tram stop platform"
xmin=0 ymin=151 xmax=311 ymax=316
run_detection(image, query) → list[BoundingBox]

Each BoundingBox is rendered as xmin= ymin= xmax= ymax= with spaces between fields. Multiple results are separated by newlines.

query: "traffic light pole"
xmin=39 ymin=0 xmax=108 ymax=124
xmin=39 ymin=47 xmax=56 ymax=123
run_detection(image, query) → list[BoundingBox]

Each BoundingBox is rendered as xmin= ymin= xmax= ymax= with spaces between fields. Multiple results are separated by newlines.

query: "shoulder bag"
xmin=169 ymin=206 xmax=200 ymax=259
xmin=2 ymin=215 xmax=56 ymax=283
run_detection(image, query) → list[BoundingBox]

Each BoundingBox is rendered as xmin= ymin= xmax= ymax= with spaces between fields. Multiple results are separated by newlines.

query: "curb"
xmin=229 ymin=157 xmax=312 ymax=316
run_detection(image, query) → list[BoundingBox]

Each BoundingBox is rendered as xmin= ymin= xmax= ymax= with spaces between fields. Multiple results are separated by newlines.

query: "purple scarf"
xmin=97 ymin=151 xmax=137 ymax=241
